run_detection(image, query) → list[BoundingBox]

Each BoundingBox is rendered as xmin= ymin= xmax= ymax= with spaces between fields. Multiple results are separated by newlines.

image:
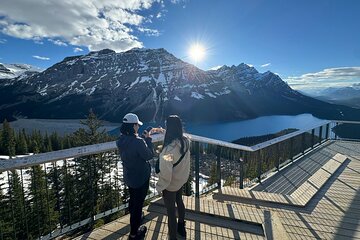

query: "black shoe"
xmin=177 ymin=221 xmax=186 ymax=238
xmin=128 ymin=225 xmax=147 ymax=240
xmin=141 ymin=211 xmax=145 ymax=223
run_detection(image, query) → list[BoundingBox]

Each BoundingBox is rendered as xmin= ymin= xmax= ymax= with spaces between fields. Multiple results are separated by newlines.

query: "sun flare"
xmin=188 ymin=44 xmax=206 ymax=63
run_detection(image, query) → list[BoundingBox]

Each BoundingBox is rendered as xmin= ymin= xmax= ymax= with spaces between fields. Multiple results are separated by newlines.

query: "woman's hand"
xmin=151 ymin=127 xmax=165 ymax=134
xmin=143 ymin=130 xmax=151 ymax=138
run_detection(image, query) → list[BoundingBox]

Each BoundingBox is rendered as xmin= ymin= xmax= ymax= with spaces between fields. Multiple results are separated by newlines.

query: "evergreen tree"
xmin=207 ymin=162 xmax=218 ymax=186
xmin=62 ymin=134 xmax=72 ymax=149
xmin=16 ymin=129 xmax=28 ymax=154
xmin=28 ymin=166 xmax=59 ymax=237
xmin=44 ymin=133 xmax=53 ymax=152
xmin=47 ymin=163 xmax=64 ymax=224
xmin=224 ymin=175 xmax=235 ymax=187
xmin=71 ymin=110 xmax=109 ymax=228
xmin=0 ymin=172 xmax=10 ymax=239
xmin=50 ymin=132 xmax=62 ymax=151
xmin=1 ymin=119 xmax=16 ymax=157
xmin=60 ymin=160 xmax=79 ymax=226
xmin=8 ymin=171 xmax=28 ymax=239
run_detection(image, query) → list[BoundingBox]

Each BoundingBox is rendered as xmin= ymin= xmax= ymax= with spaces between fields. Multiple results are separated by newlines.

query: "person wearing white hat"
xmin=116 ymin=113 xmax=153 ymax=239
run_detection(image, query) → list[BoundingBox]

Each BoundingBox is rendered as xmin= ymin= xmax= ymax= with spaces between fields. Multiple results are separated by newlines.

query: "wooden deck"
xmin=76 ymin=140 xmax=360 ymax=239
xmin=214 ymin=153 xmax=348 ymax=207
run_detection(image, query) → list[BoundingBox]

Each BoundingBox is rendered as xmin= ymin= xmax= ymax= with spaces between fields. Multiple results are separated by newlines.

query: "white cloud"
xmin=286 ymin=67 xmax=360 ymax=90
xmin=33 ymin=55 xmax=50 ymax=60
xmin=0 ymin=0 xmax=172 ymax=52
xmin=261 ymin=63 xmax=271 ymax=67
xmin=74 ymin=47 xmax=84 ymax=53
xmin=0 ymin=38 xmax=7 ymax=44
xmin=49 ymin=39 xmax=67 ymax=46
xmin=138 ymin=27 xmax=160 ymax=36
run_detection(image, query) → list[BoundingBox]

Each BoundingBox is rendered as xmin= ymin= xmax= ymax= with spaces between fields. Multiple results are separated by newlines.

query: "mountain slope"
xmin=0 ymin=48 xmax=359 ymax=123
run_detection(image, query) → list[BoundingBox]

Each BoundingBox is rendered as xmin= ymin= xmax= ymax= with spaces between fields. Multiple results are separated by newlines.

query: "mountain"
xmin=1 ymin=48 xmax=360 ymax=123
xmin=0 ymin=63 xmax=42 ymax=80
xmin=302 ymin=84 xmax=360 ymax=109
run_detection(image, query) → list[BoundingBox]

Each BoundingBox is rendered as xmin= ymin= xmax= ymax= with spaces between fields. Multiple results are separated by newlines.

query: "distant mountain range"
xmin=0 ymin=63 xmax=42 ymax=80
xmin=301 ymin=84 xmax=360 ymax=109
xmin=1 ymin=48 xmax=360 ymax=123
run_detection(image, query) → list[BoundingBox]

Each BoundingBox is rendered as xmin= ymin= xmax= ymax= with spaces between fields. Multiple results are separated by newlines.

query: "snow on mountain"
xmin=0 ymin=63 xmax=42 ymax=79
xmin=0 ymin=48 xmax=358 ymax=123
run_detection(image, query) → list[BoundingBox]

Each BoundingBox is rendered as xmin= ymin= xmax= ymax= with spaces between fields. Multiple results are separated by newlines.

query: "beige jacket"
xmin=156 ymin=137 xmax=191 ymax=192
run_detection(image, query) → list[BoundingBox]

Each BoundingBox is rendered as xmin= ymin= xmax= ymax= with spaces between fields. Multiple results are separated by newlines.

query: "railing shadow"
xmin=80 ymin=212 xmax=163 ymax=240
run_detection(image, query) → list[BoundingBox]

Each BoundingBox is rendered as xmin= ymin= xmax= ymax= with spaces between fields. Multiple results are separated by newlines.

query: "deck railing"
xmin=0 ymin=120 xmax=359 ymax=239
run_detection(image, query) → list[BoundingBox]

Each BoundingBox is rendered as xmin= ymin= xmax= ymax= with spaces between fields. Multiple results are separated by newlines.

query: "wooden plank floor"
xmin=214 ymin=153 xmax=347 ymax=207
xmin=252 ymin=141 xmax=346 ymax=194
xmin=221 ymin=141 xmax=360 ymax=239
xmin=75 ymin=141 xmax=360 ymax=240
xmin=75 ymin=209 xmax=266 ymax=240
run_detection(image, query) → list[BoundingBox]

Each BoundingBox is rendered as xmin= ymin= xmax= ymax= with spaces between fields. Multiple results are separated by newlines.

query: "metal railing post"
xmin=239 ymin=157 xmax=244 ymax=189
xmin=311 ymin=129 xmax=315 ymax=148
xmin=276 ymin=143 xmax=280 ymax=171
xmin=216 ymin=146 xmax=221 ymax=190
xmin=335 ymin=122 xmax=339 ymax=140
xmin=290 ymin=137 xmax=294 ymax=162
xmin=302 ymin=132 xmax=306 ymax=154
xmin=195 ymin=142 xmax=200 ymax=198
xmin=319 ymin=126 xmax=323 ymax=143
xmin=325 ymin=123 xmax=330 ymax=140
xmin=257 ymin=151 xmax=262 ymax=183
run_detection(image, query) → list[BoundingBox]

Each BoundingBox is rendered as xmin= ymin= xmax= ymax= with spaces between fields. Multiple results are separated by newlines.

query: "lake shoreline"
xmin=6 ymin=114 xmax=326 ymax=141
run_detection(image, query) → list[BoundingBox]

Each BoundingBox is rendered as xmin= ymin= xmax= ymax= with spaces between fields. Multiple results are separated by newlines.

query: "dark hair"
xmin=163 ymin=115 xmax=186 ymax=154
xmin=120 ymin=123 xmax=136 ymax=136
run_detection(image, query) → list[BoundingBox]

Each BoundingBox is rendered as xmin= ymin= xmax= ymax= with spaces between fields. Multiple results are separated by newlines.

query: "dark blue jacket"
xmin=116 ymin=135 xmax=154 ymax=188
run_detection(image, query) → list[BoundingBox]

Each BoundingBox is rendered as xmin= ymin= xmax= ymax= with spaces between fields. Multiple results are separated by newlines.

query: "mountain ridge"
xmin=1 ymin=48 xmax=359 ymax=123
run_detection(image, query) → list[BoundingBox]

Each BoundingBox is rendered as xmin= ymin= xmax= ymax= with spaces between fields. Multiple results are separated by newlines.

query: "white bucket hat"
xmin=122 ymin=113 xmax=143 ymax=125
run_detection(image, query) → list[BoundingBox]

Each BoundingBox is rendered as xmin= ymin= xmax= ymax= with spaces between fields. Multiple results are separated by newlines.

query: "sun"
xmin=188 ymin=43 xmax=206 ymax=63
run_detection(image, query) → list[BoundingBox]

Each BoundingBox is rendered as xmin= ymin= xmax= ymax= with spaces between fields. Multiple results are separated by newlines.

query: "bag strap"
xmin=173 ymin=139 xmax=189 ymax=168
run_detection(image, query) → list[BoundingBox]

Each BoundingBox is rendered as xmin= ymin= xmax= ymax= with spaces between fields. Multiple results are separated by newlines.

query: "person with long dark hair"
xmin=156 ymin=115 xmax=190 ymax=240
xmin=116 ymin=113 xmax=154 ymax=240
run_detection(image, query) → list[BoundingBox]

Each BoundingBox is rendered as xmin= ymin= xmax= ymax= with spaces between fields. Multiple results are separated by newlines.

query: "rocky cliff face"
xmin=0 ymin=48 xmax=359 ymax=123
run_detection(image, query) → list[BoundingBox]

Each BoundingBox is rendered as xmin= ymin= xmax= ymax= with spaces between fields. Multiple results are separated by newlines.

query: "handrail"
xmin=185 ymin=133 xmax=253 ymax=151
xmin=331 ymin=120 xmax=360 ymax=124
xmin=1 ymin=132 xmax=253 ymax=171
xmin=1 ymin=119 xmax=358 ymax=171
xmin=0 ymin=134 xmax=163 ymax=171
xmin=251 ymin=120 xmax=331 ymax=151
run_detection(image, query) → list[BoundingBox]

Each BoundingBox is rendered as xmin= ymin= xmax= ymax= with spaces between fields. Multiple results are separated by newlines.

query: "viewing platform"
xmin=0 ymin=120 xmax=359 ymax=239
xmin=77 ymin=140 xmax=360 ymax=239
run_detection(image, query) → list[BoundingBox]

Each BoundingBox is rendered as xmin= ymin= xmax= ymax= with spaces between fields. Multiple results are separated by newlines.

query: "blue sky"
xmin=1 ymin=0 xmax=360 ymax=90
